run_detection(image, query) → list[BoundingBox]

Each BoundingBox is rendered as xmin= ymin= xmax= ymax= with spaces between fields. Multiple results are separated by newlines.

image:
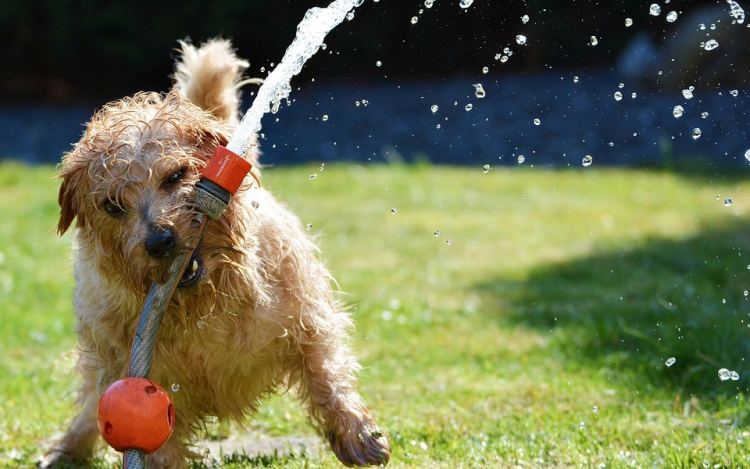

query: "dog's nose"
xmin=145 ymin=228 xmax=177 ymax=258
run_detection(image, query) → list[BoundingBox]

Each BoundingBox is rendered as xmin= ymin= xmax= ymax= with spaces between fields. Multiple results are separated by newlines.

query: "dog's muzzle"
xmin=177 ymin=242 xmax=204 ymax=288
xmin=145 ymin=229 xmax=177 ymax=259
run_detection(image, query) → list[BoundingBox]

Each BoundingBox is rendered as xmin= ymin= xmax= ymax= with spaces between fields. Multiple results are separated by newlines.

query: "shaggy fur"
xmin=41 ymin=39 xmax=390 ymax=469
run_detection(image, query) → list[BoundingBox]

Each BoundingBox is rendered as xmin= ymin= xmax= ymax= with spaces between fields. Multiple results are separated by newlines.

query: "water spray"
xmin=95 ymin=1 xmax=363 ymax=467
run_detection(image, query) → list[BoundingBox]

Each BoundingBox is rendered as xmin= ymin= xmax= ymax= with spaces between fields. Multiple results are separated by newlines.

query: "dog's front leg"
xmin=297 ymin=327 xmax=391 ymax=467
xmin=145 ymin=438 xmax=192 ymax=469
xmin=259 ymin=198 xmax=390 ymax=466
xmin=39 ymin=353 xmax=101 ymax=468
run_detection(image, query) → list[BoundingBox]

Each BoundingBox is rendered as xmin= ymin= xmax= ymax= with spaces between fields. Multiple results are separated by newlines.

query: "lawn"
xmin=2 ymin=161 xmax=750 ymax=468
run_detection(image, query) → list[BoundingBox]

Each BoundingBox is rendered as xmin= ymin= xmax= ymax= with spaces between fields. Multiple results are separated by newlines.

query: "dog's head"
xmin=57 ymin=90 xmax=255 ymax=294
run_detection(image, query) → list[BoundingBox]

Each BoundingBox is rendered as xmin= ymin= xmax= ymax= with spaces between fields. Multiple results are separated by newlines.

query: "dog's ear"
xmin=194 ymin=126 xmax=261 ymax=173
xmin=194 ymin=125 xmax=230 ymax=163
xmin=56 ymin=153 xmax=88 ymax=235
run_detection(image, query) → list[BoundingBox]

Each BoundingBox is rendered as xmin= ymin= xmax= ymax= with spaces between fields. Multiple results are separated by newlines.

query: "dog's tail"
xmin=173 ymin=39 xmax=261 ymax=124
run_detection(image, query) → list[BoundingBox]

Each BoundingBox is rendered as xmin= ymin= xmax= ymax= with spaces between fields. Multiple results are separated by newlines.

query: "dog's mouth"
xmin=178 ymin=243 xmax=205 ymax=288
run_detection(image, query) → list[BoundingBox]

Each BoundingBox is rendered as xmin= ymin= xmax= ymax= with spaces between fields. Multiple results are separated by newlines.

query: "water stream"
xmin=227 ymin=0 xmax=363 ymax=157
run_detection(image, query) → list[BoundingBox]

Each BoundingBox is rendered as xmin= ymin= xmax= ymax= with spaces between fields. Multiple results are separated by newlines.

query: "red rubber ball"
xmin=97 ymin=377 xmax=175 ymax=454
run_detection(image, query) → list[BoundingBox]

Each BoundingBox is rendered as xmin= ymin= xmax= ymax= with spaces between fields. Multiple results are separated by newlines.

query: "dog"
xmin=41 ymin=39 xmax=390 ymax=468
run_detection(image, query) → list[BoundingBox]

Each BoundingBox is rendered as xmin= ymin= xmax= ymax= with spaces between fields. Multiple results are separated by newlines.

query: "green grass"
xmin=3 ymin=161 xmax=750 ymax=468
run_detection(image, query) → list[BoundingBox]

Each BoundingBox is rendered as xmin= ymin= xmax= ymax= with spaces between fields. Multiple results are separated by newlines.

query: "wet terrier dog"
xmin=42 ymin=39 xmax=390 ymax=468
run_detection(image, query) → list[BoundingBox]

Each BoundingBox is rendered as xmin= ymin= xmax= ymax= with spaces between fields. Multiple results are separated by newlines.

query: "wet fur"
xmin=42 ymin=39 xmax=390 ymax=468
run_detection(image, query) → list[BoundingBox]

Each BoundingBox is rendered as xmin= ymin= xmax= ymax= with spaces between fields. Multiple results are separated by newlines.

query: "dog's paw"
xmin=329 ymin=419 xmax=390 ymax=467
xmin=37 ymin=448 xmax=79 ymax=469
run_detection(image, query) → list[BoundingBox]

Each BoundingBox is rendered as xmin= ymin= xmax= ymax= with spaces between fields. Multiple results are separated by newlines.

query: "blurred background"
xmin=1 ymin=0 xmax=748 ymax=166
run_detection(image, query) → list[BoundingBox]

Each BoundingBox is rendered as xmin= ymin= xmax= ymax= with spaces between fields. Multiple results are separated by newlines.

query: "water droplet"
xmin=436 ymin=124 xmax=441 ymax=129
xmin=465 ymin=103 xmax=473 ymax=111
xmin=730 ymin=89 xmax=739 ymax=97
xmin=322 ymin=115 xmax=329 ymax=121
xmin=197 ymin=320 xmax=205 ymax=330
xmin=411 ymin=16 xmax=419 ymax=24
xmin=631 ymin=92 xmax=637 ymax=99
xmin=391 ymin=208 xmax=398 ymax=214
xmin=666 ymin=11 xmax=678 ymax=22
xmin=701 ymin=111 xmax=709 ymax=118
xmin=593 ymin=405 xmax=598 ymax=413
xmin=517 ymin=155 xmax=525 ymax=164
xmin=516 ymin=35 xmax=527 ymax=45
xmin=309 ymin=174 xmax=318 ymax=180
xmin=500 ymin=55 xmax=509 ymax=63
xmin=625 ymin=17 xmax=634 ymax=27
xmin=171 ymin=383 xmax=180 ymax=392
xmin=692 ymin=128 xmax=702 ymax=140
xmin=614 ymin=91 xmax=623 ymax=101
xmin=431 ymin=105 xmax=439 ymax=114
xmin=425 ymin=0 xmax=434 ymax=7
xmin=704 ymin=39 xmax=719 ymax=50
xmin=573 ymin=76 xmax=579 ymax=83
xmin=699 ymin=23 xmax=707 ymax=30
xmin=710 ymin=23 xmax=716 ymax=30
xmin=579 ymin=421 xmax=586 ymax=430
xmin=346 ymin=11 xmax=355 ymax=21
xmin=724 ymin=198 xmax=734 ymax=207
xmin=682 ymin=88 xmax=694 ymax=99
xmin=376 ymin=60 xmax=382 ymax=67
xmin=251 ymin=200 xmax=259 ymax=209
xmin=582 ymin=155 xmax=593 ymax=167
xmin=744 ymin=290 xmax=749 ymax=297
xmin=649 ymin=4 xmax=662 ymax=16
xmin=306 ymin=223 xmax=312 ymax=231
xmin=319 ymin=163 xmax=325 ymax=171
xmin=459 ymin=0 xmax=474 ymax=8
xmin=522 ymin=14 xmax=530 ymax=24
xmin=483 ymin=164 xmax=491 ymax=173
xmin=719 ymin=368 xmax=732 ymax=381
xmin=589 ymin=36 xmax=598 ymax=46
xmin=434 ymin=230 xmax=440 ymax=237
xmin=446 ymin=239 xmax=452 ymax=245
xmin=744 ymin=149 xmax=750 ymax=161
xmin=533 ymin=118 xmax=541 ymax=126
xmin=673 ymin=105 xmax=684 ymax=118
xmin=474 ymin=83 xmax=486 ymax=98
xmin=618 ymin=83 xmax=625 ymax=89
xmin=665 ymin=357 xmax=676 ymax=367
xmin=728 ymin=0 xmax=746 ymax=24
xmin=731 ymin=371 xmax=741 ymax=381
xmin=482 ymin=66 xmax=489 ymax=74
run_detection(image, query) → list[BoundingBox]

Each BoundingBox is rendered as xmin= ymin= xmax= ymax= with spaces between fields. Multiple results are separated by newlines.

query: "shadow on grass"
xmin=475 ymin=218 xmax=750 ymax=396
xmin=650 ymin=158 xmax=750 ymax=185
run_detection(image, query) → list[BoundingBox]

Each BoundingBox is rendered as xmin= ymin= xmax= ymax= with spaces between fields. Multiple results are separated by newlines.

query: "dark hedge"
xmin=0 ymin=0 xmax=718 ymax=101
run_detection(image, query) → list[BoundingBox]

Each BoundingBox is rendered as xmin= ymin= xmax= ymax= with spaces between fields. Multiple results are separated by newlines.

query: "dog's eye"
xmin=166 ymin=169 xmax=184 ymax=185
xmin=102 ymin=200 xmax=125 ymax=216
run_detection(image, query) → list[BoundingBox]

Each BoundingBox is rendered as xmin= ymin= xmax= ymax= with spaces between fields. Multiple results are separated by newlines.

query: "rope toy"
xmin=96 ymin=146 xmax=252 ymax=468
